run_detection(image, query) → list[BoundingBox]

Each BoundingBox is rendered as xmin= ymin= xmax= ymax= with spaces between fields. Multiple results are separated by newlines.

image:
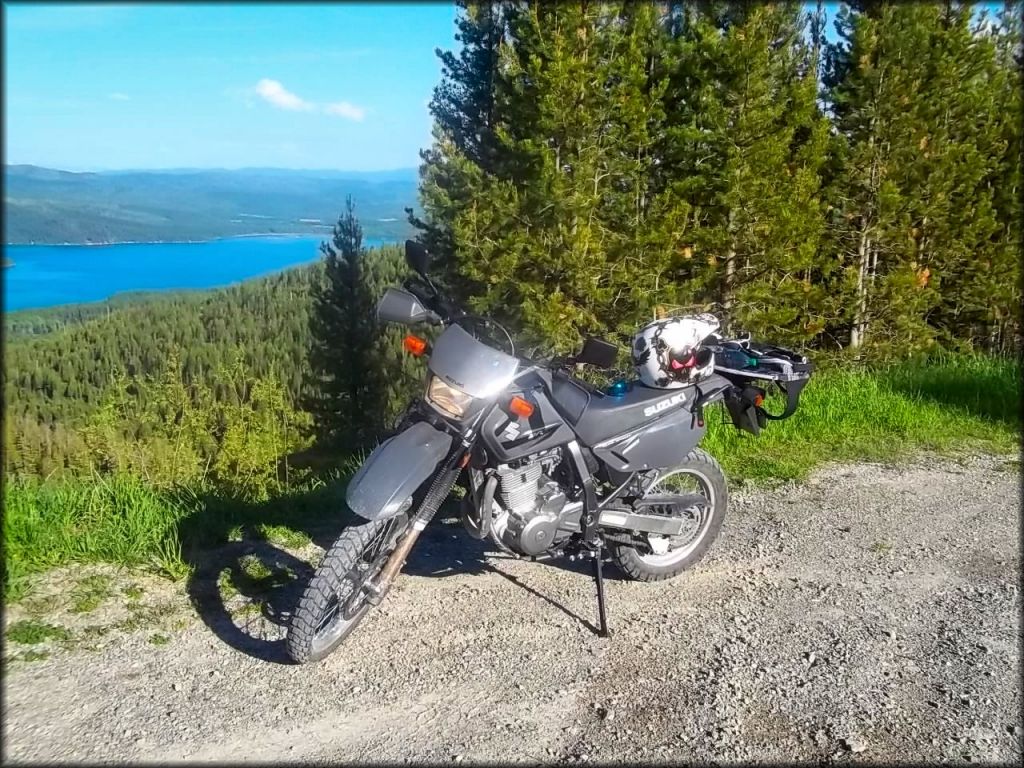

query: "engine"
xmin=491 ymin=450 xmax=572 ymax=555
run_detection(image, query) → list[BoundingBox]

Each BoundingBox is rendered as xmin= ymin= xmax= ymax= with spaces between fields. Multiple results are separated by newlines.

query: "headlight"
xmin=426 ymin=376 xmax=474 ymax=418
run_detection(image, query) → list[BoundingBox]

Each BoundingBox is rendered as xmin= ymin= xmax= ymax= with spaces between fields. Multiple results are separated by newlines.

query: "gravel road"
xmin=3 ymin=453 xmax=1020 ymax=764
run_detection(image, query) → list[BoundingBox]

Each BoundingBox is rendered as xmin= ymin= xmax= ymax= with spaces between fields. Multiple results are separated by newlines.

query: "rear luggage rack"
xmin=706 ymin=337 xmax=814 ymax=434
xmin=709 ymin=338 xmax=813 ymax=382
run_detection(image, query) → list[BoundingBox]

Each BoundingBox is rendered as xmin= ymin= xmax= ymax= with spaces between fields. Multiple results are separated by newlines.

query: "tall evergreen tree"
xmin=937 ymin=1 xmax=1022 ymax=353
xmin=825 ymin=1 xmax=1021 ymax=354
xmin=417 ymin=2 xmax=691 ymax=354
xmin=661 ymin=2 xmax=832 ymax=345
xmin=824 ymin=3 xmax=935 ymax=351
xmin=307 ymin=196 xmax=376 ymax=449
xmin=410 ymin=0 xmax=513 ymax=291
xmin=359 ymin=244 xmax=425 ymax=436
xmin=988 ymin=2 xmax=1023 ymax=353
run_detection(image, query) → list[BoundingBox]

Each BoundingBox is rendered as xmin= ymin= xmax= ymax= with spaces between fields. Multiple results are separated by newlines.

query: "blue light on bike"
xmin=607 ymin=379 xmax=629 ymax=397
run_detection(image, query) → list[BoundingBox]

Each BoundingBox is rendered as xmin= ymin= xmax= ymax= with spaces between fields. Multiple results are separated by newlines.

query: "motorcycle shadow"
xmin=179 ymin=482 xmax=355 ymax=665
xmin=404 ymin=511 xmax=629 ymax=583
xmin=404 ymin=510 xmax=627 ymax=635
xmin=182 ymin=491 xmax=623 ymax=663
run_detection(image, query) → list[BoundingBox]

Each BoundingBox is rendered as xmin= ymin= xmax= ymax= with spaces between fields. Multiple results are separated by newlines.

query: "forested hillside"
xmin=2 ymin=239 xmax=420 ymax=479
xmin=5 ymin=291 xmax=204 ymax=339
xmin=3 ymin=166 xmax=418 ymax=244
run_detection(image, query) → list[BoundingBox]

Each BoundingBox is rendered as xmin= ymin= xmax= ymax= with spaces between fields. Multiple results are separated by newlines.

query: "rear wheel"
xmin=286 ymin=515 xmax=407 ymax=664
xmin=610 ymin=448 xmax=727 ymax=582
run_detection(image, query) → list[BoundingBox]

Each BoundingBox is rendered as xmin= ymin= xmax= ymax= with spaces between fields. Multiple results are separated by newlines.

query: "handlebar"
xmin=402 ymin=277 xmax=455 ymax=324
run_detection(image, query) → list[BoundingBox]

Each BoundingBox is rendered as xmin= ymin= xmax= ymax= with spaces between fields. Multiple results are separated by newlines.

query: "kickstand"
xmin=591 ymin=542 xmax=610 ymax=638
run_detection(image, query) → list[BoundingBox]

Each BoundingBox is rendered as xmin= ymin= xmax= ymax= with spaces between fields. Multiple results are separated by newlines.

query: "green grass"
xmin=2 ymin=471 xmax=349 ymax=601
xmin=233 ymin=555 xmax=296 ymax=595
xmin=69 ymin=574 xmax=114 ymax=614
xmin=122 ymin=584 xmax=144 ymax=601
xmin=16 ymin=649 xmax=51 ymax=662
xmin=703 ymin=353 xmax=1019 ymax=482
xmin=2 ymin=474 xmax=192 ymax=601
xmin=217 ymin=568 xmax=240 ymax=601
xmin=2 ymin=354 xmax=1018 ymax=603
xmin=118 ymin=601 xmax=177 ymax=633
xmin=254 ymin=523 xmax=312 ymax=549
xmin=6 ymin=619 xmax=71 ymax=645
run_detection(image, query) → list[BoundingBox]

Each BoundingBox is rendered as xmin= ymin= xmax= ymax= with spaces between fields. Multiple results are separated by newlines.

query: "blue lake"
xmin=2 ymin=236 xmax=389 ymax=312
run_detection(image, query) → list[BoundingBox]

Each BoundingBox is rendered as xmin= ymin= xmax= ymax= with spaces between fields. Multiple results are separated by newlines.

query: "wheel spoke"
xmin=314 ymin=596 xmax=340 ymax=636
xmin=313 ymin=518 xmax=405 ymax=639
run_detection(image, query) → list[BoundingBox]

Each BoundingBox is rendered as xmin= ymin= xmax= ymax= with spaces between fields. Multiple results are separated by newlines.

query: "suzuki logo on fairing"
xmin=643 ymin=391 xmax=687 ymax=418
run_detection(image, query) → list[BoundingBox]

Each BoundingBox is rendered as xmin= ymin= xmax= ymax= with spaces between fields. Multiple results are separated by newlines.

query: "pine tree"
xmin=989 ymin=2 xmax=1023 ymax=353
xmin=825 ymin=1 xmax=1021 ymax=355
xmin=660 ymin=2 xmax=832 ymax=346
xmin=307 ymin=196 xmax=376 ymax=449
xmin=942 ymin=1 xmax=1022 ymax=353
xmin=824 ymin=3 xmax=935 ymax=352
xmin=359 ymin=244 xmax=423 ymax=436
xmin=450 ymin=2 xmax=637 ymax=351
xmin=410 ymin=0 xmax=513 ymax=289
xmin=417 ymin=2 xmax=692 ymax=355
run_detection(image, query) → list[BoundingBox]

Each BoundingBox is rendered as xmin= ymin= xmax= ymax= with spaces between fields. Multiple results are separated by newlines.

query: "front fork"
xmin=362 ymin=444 xmax=468 ymax=605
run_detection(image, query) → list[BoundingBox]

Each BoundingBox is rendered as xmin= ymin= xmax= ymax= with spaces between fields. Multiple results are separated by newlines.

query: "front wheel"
xmin=286 ymin=515 xmax=407 ymax=664
xmin=610 ymin=448 xmax=727 ymax=582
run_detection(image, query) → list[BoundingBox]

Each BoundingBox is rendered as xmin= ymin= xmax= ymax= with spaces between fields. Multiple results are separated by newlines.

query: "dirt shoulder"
xmin=2 ymin=453 xmax=1020 ymax=764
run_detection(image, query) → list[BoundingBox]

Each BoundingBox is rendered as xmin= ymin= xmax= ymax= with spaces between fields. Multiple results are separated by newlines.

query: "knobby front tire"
xmin=286 ymin=515 xmax=407 ymax=664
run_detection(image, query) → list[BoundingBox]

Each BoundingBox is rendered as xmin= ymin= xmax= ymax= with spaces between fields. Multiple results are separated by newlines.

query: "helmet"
xmin=632 ymin=314 xmax=720 ymax=388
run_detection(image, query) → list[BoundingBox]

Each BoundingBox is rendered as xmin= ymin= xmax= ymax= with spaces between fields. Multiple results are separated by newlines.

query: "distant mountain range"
xmin=3 ymin=164 xmax=420 ymax=245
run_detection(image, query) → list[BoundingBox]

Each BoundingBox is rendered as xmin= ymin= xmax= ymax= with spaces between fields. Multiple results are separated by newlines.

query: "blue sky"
xmin=2 ymin=2 xmax=1007 ymax=172
xmin=4 ymin=3 xmax=457 ymax=171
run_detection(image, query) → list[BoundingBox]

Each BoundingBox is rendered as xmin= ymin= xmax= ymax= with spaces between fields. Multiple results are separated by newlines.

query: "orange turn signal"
xmin=754 ymin=393 xmax=765 ymax=407
xmin=403 ymin=334 xmax=428 ymax=357
xmin=509 ymin=395 xmax=535 ymax=419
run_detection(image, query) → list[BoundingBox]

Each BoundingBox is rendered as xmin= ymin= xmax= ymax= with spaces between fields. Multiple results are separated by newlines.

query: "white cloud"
xmin=251 ymin=78 xmax=366 ymax=121
xmin=254 ymin=78 xmax=314 ymax=112
xmin=323 ymin=101 xmax=365 ymax=121
xmin=108 ymin=93 xmax=130 ymax=101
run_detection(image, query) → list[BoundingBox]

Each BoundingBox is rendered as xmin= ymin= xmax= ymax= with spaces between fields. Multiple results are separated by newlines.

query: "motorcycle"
xmin=286 ymin=240 xmax=812 ymax=663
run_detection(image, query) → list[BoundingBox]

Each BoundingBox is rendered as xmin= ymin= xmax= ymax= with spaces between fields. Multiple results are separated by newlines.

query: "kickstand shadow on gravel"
xmin=482 ymin=563 xmax=601 ymax=634
xmin=404 ymin=512 xmax=625 ymax=635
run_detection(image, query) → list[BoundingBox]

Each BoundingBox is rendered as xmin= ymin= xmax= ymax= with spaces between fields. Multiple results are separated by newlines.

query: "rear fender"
xmin=346 ymin=421 xmax=453 ymax=521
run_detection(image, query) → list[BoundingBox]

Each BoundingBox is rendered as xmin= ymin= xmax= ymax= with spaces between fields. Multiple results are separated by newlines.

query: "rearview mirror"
xmin=576 ymin=337 xmax=619 ymax=369
xmin=405 ymin=240 xmax=430 ymax=278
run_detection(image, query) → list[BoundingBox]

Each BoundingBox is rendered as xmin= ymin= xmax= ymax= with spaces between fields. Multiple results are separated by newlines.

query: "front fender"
xmin=346 ymin=421 xmax=454 ymax=521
